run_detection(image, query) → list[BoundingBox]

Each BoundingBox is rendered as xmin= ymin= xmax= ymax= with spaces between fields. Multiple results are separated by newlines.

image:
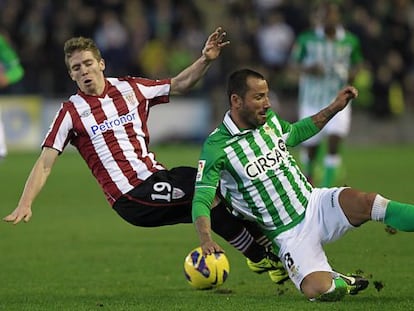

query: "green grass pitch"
xmin=1 ymin=144 xmax=414 ymax=310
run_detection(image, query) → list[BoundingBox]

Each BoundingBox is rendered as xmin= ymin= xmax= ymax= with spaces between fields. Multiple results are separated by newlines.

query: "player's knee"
xmin=301 ymin=272 xmax=332 ymax=299
xmin=313 ymin=286 xmax=347 ymax=302
xmin=302 ymin=273 xmax=347 ymax=302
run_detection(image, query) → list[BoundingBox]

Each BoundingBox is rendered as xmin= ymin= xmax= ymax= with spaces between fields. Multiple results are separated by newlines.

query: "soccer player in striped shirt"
xmin=3 ymin=28 xmax=288 ymax=283
xmin=192 ymin=69 xmax=414 ymax=301
xmin=290 ymin=2 xmax=363 ymax=186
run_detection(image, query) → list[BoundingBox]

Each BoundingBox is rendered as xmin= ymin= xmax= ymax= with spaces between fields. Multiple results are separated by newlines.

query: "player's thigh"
xmin=275 ymin=187 xmax=355 ymax=290
xmin=313 ymin=187 xmax=356 ymax=243
xmin=133 ymin=166 xmax=196 ymax=203
xmin=276 ymin=224 xmax=332 ymax=291
xmin=113 ymin=167 xmax=196 ymax=227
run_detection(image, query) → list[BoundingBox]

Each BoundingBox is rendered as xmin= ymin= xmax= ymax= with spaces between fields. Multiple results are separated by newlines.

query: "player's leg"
xmin=279 ymin=234 xmax=365 ymax=301
xmin=304 ymin=271 xmax=368 ymax=301
xmin=298 ymin=104 xmax=322 ymax=185
xmin=322 ymin=134 xmax=342 ymax=187
xmin=210 ymin=203 xmax=288 ymax=284
xmin=242 ymin=219 xmax=272 ymax=249
xmin=112 ymin=168 xmax=195 ymax=227
xmin=291 ymin=187 xmax=368 ymax=301
xmin=240 ymin=219 xmax=288 ymax=284
xmin=339 ymin=188 xmax=414 ymax=231
xmin=301 ymin=144 xmax=320 ymax=185
xmin=113 ymin=166 xmax=287 ymax=281
xmin=321 ymin=106 xmax=351 ymax=187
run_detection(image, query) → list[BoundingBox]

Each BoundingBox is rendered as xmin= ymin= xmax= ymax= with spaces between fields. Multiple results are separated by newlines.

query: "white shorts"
xmin=274 ymin=187 xmax=355 ymax=291
xmin=299 ymin=105 xmax=351 ymax=147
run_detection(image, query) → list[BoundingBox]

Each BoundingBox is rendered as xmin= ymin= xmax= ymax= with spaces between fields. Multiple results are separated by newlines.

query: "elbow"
xmin=171 ymin=77 xmax=197 ymax=95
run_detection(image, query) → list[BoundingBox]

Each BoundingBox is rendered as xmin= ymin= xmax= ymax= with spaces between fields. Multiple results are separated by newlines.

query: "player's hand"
xmin=200 ymin=240 xmax=224 ymax=256
xmin=3 ymin=205 xmax=32 ymax=225
xmin=202 ymin=27 xmax=230 ymax=61
xmin=333 ymin=85 xmax=358 ymax=110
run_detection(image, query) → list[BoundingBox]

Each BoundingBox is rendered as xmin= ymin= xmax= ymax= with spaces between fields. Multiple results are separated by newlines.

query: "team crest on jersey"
xmin=80 ymin=109 xmax=91 ymax=118
xmin=172 ymin=187 xmax=185 ymax=199
xmin=263 ymin=124 xmax=274 ymax=135
xmin=125 ymin=92 xmax=136 ymax=106
xmin=196 ymin=160 xmax=206 ymax=181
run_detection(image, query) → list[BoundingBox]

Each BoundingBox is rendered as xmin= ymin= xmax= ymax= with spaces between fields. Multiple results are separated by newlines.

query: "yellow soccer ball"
xmin=183 ymin=247 xmax=230 ymax=290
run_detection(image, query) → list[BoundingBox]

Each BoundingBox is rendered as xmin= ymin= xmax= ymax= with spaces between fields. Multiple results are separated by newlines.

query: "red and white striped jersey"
xmin=42 ymin=76 xmax=171 ymax=205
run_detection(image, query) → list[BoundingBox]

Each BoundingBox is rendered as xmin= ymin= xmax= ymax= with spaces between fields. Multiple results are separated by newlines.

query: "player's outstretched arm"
xmin=3 ymin=147 xmax=59 ymax=225
xmin=194 ymin=216 xmax=224 ymax=256
xmin=312 ymin=85 xmax=358 ymax=130
xmin=170 ymin=27 xmax=230 ymax=95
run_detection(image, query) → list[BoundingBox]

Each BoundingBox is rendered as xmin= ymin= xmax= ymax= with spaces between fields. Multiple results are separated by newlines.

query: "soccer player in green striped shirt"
xmin=291 ymin=2 xmax=363 ymax=187
xmin=192 ymin=69 xmax=414 ymax=302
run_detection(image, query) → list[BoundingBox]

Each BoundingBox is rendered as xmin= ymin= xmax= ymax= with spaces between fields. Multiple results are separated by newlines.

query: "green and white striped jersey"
xmin=291 ymin=27 xmax=363 ymax=110
xmin=194 ymin=110 xmax=317 ymax=240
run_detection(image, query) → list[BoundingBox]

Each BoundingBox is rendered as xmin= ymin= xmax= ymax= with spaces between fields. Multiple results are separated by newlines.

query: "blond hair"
xmin=64 ymin=37 xmax=102 ymax=69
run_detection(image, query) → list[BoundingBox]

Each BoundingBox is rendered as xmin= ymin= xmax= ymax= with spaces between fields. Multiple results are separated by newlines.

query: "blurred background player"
xmin=290 ymin=1 xmax=363 ymax=186
xmin=0 ymin=31 xmax=24 ymax=160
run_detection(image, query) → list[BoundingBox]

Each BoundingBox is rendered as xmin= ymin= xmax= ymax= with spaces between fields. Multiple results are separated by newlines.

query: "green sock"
xmin=314 ymin=277 xmax=347 ymax=302
xmin=322 ymin=154 xmax=341 ymax=187
xmin=385 ymin=201 xmax=414 ymax=231
xmin=302 ymin=160 xmax=313 ymax=178
xmin=322 ymin=166 xmax=336 ymax=187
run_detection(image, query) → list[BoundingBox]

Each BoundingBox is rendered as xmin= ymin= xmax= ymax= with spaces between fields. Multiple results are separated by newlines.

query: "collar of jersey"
xmin=223 ymin=111 xmax=254 ymax=136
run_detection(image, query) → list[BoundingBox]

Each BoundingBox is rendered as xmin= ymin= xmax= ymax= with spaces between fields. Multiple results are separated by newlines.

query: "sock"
xmin=384 ymin=200 xmax=414 ymax=231
xmin=321 ymin=154 xmax=341 ymax=187
xmin=242 ymin=220 xmax=273 ymax=249
xmin=370 ymin=194 xmax=389 ymax=221
xmin=210 ymin=203 xmax=266 ymax=262
xmin=313 ymin=277 xmax=347 ymax=302
xmin=371 ymin=194 xmax=414 ymax=231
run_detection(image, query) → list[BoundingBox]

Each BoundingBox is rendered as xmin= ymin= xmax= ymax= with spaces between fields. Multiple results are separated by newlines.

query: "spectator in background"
xmin=0 ymin=0 xmax=413 ymax=116
xmin=255 ymin=7 xmax=295 ymax=99
xmin=0 ymin=32 xmax=24 ymax=160
xmin=256 ymin=8 xmax=294 ymax=71
xmin=94 ymin=10 xmax=129 ymax=77
xmin=290 ymin=2 xmax=363 ymax=187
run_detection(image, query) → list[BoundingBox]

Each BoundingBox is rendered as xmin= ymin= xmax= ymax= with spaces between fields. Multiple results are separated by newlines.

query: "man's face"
xmin=68 ymin=50 xmax=105 ymax=96
xmin=236 ymin=77 xmax=271 ymax=129
xmin=324 ymin=4 xmax=340 ymax=30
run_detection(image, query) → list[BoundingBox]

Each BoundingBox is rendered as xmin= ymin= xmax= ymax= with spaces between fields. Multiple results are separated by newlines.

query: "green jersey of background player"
xmin=291 ymin=2 xmax=363 ymax=187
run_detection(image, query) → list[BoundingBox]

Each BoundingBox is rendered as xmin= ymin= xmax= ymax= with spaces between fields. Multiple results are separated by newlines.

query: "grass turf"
xmin=1 ymin=143 xmax=414 ymax=310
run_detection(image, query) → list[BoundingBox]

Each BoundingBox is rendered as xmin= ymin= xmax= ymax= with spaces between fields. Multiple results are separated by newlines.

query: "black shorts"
xmin=113 ymin=166 xmax=195 ymax=227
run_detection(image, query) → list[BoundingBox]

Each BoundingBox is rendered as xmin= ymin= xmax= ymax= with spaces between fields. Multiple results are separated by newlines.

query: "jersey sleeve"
xmin=279 ymin=116 xmax=320 ymax=147
xmin=41 ymin=103 xmax=74 ymax=153
xmin=290 ymin=32 xmax=309 ymax=63
xmin=349 ymin=33 xmax=364 ymax=65
xmin=129 ymin=76 xmax=171 ymax=107
xmin=192 ymin=138 xmax=224 ymax=221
